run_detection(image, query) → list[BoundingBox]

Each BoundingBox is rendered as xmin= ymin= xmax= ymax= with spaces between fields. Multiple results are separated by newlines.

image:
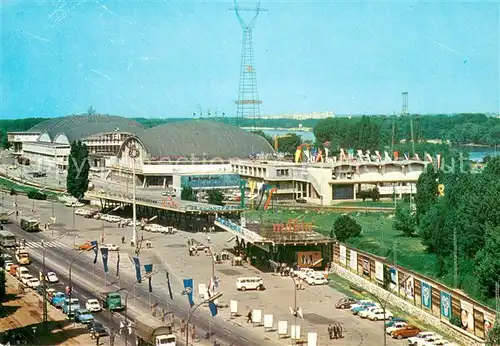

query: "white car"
xmin=27 ymin=278 xmax=40 ymax=289
xmin=359 ymin=306 xmax=383 ymax=318
xmin=4 ymin=262 xmax=14 ymax=271
xmin=20 ymin=274 xmax=34 ymax=285
xmin=369 ymin=309 xmax=393 ymax=321
xmin=386 ymin=322 xmax=408 ymax=335
xmin=45 ymin=272 xmax=59 ymax=283
xmin=103 ymin=244 xmax=119 ymax=251
xmin=85 ymin=299 xmax=101 ymax=312
xmin=350 ymin=300 xmax=374 ymax=310
xmin=306 ymin=275 xmax=328 ymax=285
xmin=408 ymin=332 xmax=436 ymax=346
xmin=415 ymin=335 xmax=444 ymax=346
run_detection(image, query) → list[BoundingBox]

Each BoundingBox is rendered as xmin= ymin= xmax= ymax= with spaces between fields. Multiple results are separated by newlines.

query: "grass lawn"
xmin=0 ymin=177 xmax=59 ymax=198
xmin=335 ymin=200 xmax=409 ymax=208
xmin=245 ymin=208 xmax=495 ymax=309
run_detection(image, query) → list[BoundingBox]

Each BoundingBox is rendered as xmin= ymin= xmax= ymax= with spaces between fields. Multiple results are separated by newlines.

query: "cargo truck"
xmin=135 ymin=314 xmax=176 ymax=346
xmin=100 ymin=289 xmax=125 ymax=312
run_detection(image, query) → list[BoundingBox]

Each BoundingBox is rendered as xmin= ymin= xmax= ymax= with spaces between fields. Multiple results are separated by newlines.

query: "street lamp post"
xmin=68 ymin=248 xmax=94 ymax=321
xmin=185 ymin=292 xmax=223 ymax=346
xmin=291 ymin=276 xmax=298 ymax=339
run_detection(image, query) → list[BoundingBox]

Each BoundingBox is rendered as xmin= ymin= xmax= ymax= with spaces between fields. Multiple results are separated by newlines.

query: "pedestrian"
xmin=333 ymin=324 xmax=338 ymax=339
xmin=180 ymin=319 xmax=186 ymax=333
xmin=121 ymin=236 xmax=125 ymax=244
xmin=328 ymin=324 xmax=333 ymax=339
xmin=191 ymin=325 xmax=195 ymax=342
xmin=338 ymin=324 xmax=344 ymax=338
xmin=95 ymin=335 xmax=100 ymax=346
xmin=247 ymin=310 xmax=253 ymax=323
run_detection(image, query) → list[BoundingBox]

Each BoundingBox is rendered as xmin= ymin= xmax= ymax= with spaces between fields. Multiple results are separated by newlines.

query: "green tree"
xmin=393 ymin=205 xmax=416 ymax=236
xmin=370 ymin=187 xmax=380 ymax=202
xmin=474 ymin=225 xmax=500 ymax=299
xmin=333 ymin=214 xmax=362 ymax=242
xmin=486 ymin=320 xmax=500 ymax=346
xmin=66 ymin=141 xmax=90 ymax=199
xmin=181 ymin=185 xmax=197 ymax=202
xmin=1 ymin=132 xmax=11 ymax=150
xmin=277 ymin=133 xmax=302 ymax=154
xmin=415 ymin=164 xmax=439 ymax=224
xmin=207 ymin=189 xmax=224 ymax=206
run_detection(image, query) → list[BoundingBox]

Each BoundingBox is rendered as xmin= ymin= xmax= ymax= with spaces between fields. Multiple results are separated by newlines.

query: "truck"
xmin=15 ymin=250 xmax=31 ymax=265
xmin=20 ymin=218 xmax=41 ymax=232
xmin=100 ymin=290 xmax=125 ymax=312
xmin=135 ymin=314 xmax=176 ymax=346
xmin=0 ymin=213 xmax=11 ymax=224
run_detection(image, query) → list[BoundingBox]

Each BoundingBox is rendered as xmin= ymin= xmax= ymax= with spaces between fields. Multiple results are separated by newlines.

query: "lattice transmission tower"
xmin=230 ymin=0 xmax=266 ymax=127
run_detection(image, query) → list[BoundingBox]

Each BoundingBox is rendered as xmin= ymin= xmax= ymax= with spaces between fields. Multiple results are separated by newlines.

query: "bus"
xmin=0 ymin=230 xmax=17 ymax=248
xmin=21 ymin=218 xmax=41 ymax=232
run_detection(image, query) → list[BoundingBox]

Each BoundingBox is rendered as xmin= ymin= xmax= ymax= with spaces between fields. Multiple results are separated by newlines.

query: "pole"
xmin=291 ymin=276 xmax=297 ymax=341
xmin=42 ymin=246 xmax=48 ymax=332
xmin=132 ymin=161 xmax=137 ymax=245
xmin=453 ymin=229 xmax=458 ymax=288
xmin=72 ymin=205 xmax=75 ymax=233
xmin=185 ymin=301 xmax=207 ymax=346
xmin=104 ymin=271 xmax=107 ymax=287
xmin=68 ymin=250 xmax=88 ymax=322
xmin=93 ymin=263 xmax=95 ymax=282
xmin=15 ymin=194 xmax=18 ymax=220
xmin=51 ymin=199 xmax=55 ymax=237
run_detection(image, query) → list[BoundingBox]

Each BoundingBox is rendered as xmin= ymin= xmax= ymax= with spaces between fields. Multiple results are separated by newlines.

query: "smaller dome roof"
xmin=29 ymin=114 xmax=144 ymax=142
xmin=134 ymin=120 xmax=274 ymax=158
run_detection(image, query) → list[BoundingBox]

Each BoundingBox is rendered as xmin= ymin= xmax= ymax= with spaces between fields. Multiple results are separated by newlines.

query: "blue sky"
xmin=1 ymin=1 xmax=499 ymax=119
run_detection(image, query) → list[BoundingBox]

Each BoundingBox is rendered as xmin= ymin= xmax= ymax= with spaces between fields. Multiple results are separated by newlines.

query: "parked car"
xmin=296 ymin=198 xmax=307 ymax=203
xmin=351 ymin=301 xmax=378 ymax=315
xmin=414 ymin=334 xmax=444 ymax=346
xmin=391 ymin=325 xmax=421 ymax=340
xmin=78 ymin=242 xmax=94 ymax=251
xmin=4 ymin=261 xmax=14 ymax=271
xmin=20 ymin=274 xmax=34 ymax=285
xmin=359 ymin=306 xmax=382 ymax=318
xmin=86 ymin=299 xmax=101 ymax=312
xmin=74 ymin=309 xmax=94 ymax=324
xmin=408 ymin=332 xmax=436 ymax=345
xmin=305 ymin=274 xmax=328 ymax=285
xmin=27 ymin=277 xmax=40 ymax=289
xmin=335 ymin=297 xmax=358 ymax=309
xmin=386 ymin=322 xmax=408 ymax=334
xmin=350 ymin=300 xmax=373 ymax=310
xmin=385 ymin=317 xmax=408 ymax=327
xmin=427 ymin=340 xmax=456 ymax=346
xmin=368 ymin=309 xmax=393 ymax=321
xmin=102 ymin=244 xmax=119 ymax=251
xmin=87 ymin=321 xmax=108 ymax=339
xmin=45 ymin=272 xmax=59 ymax=283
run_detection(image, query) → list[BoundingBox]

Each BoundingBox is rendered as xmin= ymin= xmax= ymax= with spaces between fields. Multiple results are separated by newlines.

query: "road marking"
xmin=222 ymin=328 xmax=232 ymax=335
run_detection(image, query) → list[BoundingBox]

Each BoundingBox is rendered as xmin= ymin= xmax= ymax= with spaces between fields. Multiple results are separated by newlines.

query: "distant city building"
xmin=249 ymin=111 xmax=334 ymax=120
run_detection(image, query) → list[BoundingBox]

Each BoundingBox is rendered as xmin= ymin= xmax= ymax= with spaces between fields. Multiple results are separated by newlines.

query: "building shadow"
xmin=1 ymin=320 xmax=88 ymax=345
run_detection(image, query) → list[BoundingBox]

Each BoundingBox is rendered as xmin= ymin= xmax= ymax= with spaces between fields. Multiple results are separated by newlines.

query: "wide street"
xmin=0 ymin=187 xmax=407 ymax=346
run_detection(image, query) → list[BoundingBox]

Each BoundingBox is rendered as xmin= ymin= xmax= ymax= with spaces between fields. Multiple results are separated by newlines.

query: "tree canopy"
xmin=333 ymin=214 xmax=362 ymax=242
xmin=207 ymin=189 xmax=224 ymax=206
xmin=66 ymin=141 xmax=90 ymax=200
xmin=181 ymin=186 xmax=197 ymax=202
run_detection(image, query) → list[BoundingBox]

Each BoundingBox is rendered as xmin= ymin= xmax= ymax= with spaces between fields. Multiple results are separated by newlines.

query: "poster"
xmin=349 ymin=250 xmax=357 ymax=272
xmin=307 ymin=332 xmax=318 ymax=346
xmin=263 ymin=314 xmax=273 ymax=329
xmin=362 ymin=257 xmax=370 ymax=276
xmin=290 ymin=325 xmax=301 ymax=340
xmin=440 ymin=291 xmax=452 ymax=319
xmin=460 ymin=300 xmax=474 ymax=333
xmin=484 ymin=311 xmax=495 ymax=337
xmin=278 ymin=321 xmax=288 ymax=336
xmin=252 ymin=309 xmax=262 ymax=323
xmin=230 ymin=300 xmax=238 ymax=314
xmin=401 ymin=275 xmax=414 ymax=299
xmin=375 ymin=261 xmax=384 ymax=284
xmin=389 ymin=267 xmax=398 ymax=292
xmin=421 ymin=281 xmax=432 ymax=309
xmin=339 ymin=245 xmax=347 ymax=266
xmin=297 ymin=251 xmax=322 ymax=268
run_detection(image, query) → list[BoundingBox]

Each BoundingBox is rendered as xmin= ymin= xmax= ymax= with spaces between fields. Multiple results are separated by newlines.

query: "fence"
xmin=332 ymin=242 xmax=496 ymax=342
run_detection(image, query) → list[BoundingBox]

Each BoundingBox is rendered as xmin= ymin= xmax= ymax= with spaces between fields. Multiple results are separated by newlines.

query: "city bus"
xmin=0 ymin=230 xmax=17 ymax=248
xmin=21 ymin=218 xmax=41 ymax=232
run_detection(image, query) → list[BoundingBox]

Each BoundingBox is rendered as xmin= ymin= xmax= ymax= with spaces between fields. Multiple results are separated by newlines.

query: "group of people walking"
xmin=328 ymin=323 xmax=344 ymax=339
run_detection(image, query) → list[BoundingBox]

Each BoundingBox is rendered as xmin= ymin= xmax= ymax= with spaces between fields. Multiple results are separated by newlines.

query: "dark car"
xmin=296 ymin=198 xmax=307 ymax=203
xmin=87 ymin=321 xmax=108 ymax=339
xmin=335 ymin=297 xmax=358 ymax=309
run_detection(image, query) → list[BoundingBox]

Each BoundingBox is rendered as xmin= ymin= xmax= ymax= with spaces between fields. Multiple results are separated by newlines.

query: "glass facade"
xmin=181 ymin=174 xmax=240 ymax=189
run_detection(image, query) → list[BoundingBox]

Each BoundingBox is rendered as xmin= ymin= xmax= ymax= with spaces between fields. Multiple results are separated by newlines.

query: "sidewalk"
xmin=0 ymin=273 xmax=88 ymax=345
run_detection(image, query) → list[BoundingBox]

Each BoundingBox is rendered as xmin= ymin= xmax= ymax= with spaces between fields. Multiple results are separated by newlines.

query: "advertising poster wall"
xmin=389 ymin=267 xmax=398 ymax=292
xmin=440 ymin=291 xmax=452 ymax=319
xmin=375 ymin=261 xmax=384 ymax=284
xmin=484 ymin=311 xmax=495 ymax=338
xmin=460 ymin=300 xmax=475 ymax=333
xmin=339 ymin=245 xmax=347 ymax=266
xmin=297 ymin=251 xmax=322 ymax=268
xmin=362 ymin=257 xmax=370 ymax=277
xmin=349 ymin=250 xmax=357 ymax=272
xmin=421 ymin=281 xmax=432 ymax=309
xmin=400 ymin=274 xmax=414 ymax=300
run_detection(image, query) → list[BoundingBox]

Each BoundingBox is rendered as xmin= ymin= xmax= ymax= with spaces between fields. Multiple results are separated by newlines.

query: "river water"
xmin=262 ymin=129 xmax=499 ymax=162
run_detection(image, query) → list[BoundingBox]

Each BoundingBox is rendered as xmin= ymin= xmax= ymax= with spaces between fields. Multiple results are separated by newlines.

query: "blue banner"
xmin=133 ymin=256 xmax=142 ymax=283
xmin=116 ymin=251 xmax=120 ymax=277
xmin=440 ymin=291 xmax=452 ymax=319
xmin=183 ymin=278 xmax=195 ymax=307
xmin=144 ymin=264 xmax=153 ymax=293
xmin=421 ymin=281 xmax=432 ymax=309
xmin=208 ymin=300 xmax=218 ymax=317
xmin=166 ymin=271 xmax=173 ymax=300
xmin=100 ymin=247 xmax=109 ymax=273
xmin=91 ymin=240 xmax=98 ymax=264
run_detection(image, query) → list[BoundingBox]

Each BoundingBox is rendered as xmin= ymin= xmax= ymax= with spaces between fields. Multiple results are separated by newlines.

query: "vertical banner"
xmin=144 ymin=264 xmax=153 ymax=293
xmin=440 ymin=291 xmax=452 ymax=319
xmin=339 ymin=245 xmax=347 ymax=266
xmin=91 ymin=240 xmax=98 ymax=264
xmin=421 ymin=281 xmax=432 ymax=309
xmin=133 ymin=256 xmax=142 ymax=283
xmin=460 ymin=300 xmax=474 ymax=333
xmin=116 ymin=251 xmax=120 ymax=277
xmin=375 ymin=261 xmax=384 ymax=284
xmin=349 ymin=250 xmax=357 ymax=272
xmin=183 ymin=278 xmax=195 ymax=307
xmin=100 ymin=247 xmax=109 ymax=273
xmin=208 ymin=300 xmax=218 ymax=317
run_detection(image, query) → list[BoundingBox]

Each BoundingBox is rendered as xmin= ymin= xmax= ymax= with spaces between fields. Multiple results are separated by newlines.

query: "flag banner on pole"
xmin=100 ymin=247 xmax=109 ymax=273
xmin=144 ymin=264 xmax=153 ymax=293
xmin=166 ymin=272 xmax=173 ymax=300
xmin=183 ymin=278 xmax=195 ymax=307
xmin=133 ymin=256 xmax=142 ymax=283
xmin=208 ymin=301 xmax=218 ymax=317
xmin=91 ymin=240 xmax=98 ymax=264
xmin=116 ymin=251 xmax=120 ymax=277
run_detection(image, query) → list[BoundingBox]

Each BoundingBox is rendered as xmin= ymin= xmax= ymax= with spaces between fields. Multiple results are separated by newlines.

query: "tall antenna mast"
xmin=402 ymin=92 xmax=415 ymax=154
xmin=230 ymin=0 xmax=266 ymax=128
